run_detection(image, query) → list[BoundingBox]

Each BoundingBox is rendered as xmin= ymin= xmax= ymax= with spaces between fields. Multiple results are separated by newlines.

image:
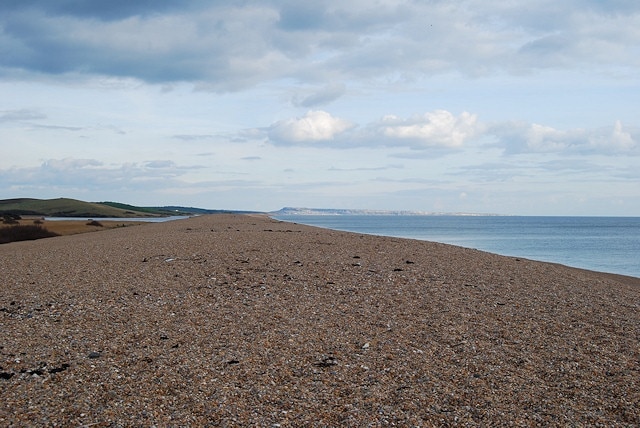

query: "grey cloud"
xmin=278 ymin=2 xmax=327 ymax=31
xmin=0 ymin=3 xmax=285 ymax=87
xmin=0 ymin=0 xmax=189 ymax=21
xmin=172 ymin=134 xmax=216 ymax=141
xmin=0 ymin=1 xmax=637 ymax=88
xmin=144 ymin=160 xmax=176 ymax=169
xmin=31 ymin=124 xmax=84 ymax=131
xmin=293 ymin=83 xmax=346 ymax=107
xmin=0 ymin=109 xmax=46 ymax=122
xmin=329 ymin=164 xmax=403 ymax=172
xmin=43 ymin=158 xmax=102 ymax=169
xmin=0 ymin=158 xmax=201 ymax=191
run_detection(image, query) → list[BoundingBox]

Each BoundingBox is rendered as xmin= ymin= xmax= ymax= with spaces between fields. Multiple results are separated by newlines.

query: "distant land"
xmin=0 ymin=198 xmax=500 ymax=218
xmin=270 ymin=207 xmax=503 ymax=216
xmin=0 ymin=198 xmax=260 ymax=218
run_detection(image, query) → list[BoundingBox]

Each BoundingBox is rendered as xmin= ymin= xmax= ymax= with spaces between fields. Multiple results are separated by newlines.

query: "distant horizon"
xmin=4 ymin=196 xmax=638 ymax=218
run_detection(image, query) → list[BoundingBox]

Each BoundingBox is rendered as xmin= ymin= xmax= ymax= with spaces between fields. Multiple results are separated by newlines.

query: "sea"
xmin=273 ymin=215 xmax=640 ymax=279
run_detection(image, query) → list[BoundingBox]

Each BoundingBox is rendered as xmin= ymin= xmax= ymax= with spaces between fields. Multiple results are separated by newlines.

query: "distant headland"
xmin=270 ymin=207 xmax=503 ymax=216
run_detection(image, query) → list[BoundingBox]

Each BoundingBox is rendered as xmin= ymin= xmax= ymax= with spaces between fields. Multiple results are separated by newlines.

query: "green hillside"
xmin=0 ymin=198 xmax=160 ymax=218
xmin=98 ymin=201 xmax=189 ymax=216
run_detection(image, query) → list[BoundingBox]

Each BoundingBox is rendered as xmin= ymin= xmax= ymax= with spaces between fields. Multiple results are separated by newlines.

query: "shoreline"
xmin=1 ymin=214 xmax=639 ymax=425
xmin=272 ymin=215 xmax=640 ymax=279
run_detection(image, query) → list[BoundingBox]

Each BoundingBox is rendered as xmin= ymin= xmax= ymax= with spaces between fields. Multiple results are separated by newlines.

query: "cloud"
xmin=1 ymin=1 xmax=638 ymax=88
xmin=491 ymin=120 xmax=639 ymax=155
xmin=589 ymin=120 xmax=636 ymax=152
xmin=43 ymin=158 xmax=103 ymax=170
xmin=0 ymin=109 xmax=46 ymax=122
xmin=293 ymin=83 xmax=347 ymax=107
xmin=329 ymin=164 xmax=403 ymax=172
xmin=268 ymin=110 xmax=355 ymax=145
xmin=364 ymin=111 xmax=481 ymax=148
xmin=172 ymin=134 xmax=216 ymax=141
xmin=259 ymin=109 xmax=639 ymax=156
xmin=0 ymin=158 xmax=204 ymax=193
xmin=0 ymin=3 xmax=287 ymax=88
xmin=144 ymin=160 xmax=176 ymax=169
xmin=262 ymin=109 xmax=483 ymax=149
xmin=31 ymin=124 xmax=84 ymax=131
xmin=0 ymin=0 xmax=187 ymax=21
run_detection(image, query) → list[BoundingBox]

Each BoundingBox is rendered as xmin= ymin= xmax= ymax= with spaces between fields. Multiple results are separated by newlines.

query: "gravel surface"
xmin=1 ymin=214 xmax=639 ymax=426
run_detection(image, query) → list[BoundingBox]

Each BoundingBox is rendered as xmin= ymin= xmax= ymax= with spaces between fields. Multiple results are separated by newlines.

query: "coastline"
xmin=274 ymin=214 xmax=640 ymax=279
xmin=1 ymin=214 xmax=638 ymax=425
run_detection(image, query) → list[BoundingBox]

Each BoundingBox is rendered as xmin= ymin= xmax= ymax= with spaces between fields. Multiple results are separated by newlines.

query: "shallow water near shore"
xmin=275 ymin=215 xmax=640 ymax=278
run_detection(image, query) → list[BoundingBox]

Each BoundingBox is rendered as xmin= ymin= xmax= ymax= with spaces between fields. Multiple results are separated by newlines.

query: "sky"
xmin=1 ymin=0 xmax=639 ymax=215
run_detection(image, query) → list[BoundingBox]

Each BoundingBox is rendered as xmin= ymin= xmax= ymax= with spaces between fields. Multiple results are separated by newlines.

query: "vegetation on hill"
xmin=98 ymin=201 xmax=191 ymax=216
xmin=99 ymin=202 xmax=263 ymax=216
xmin=0 ymin=197 xmax=264 ymax=218
xmin=0 ymin=198 xmax=158 ymax=218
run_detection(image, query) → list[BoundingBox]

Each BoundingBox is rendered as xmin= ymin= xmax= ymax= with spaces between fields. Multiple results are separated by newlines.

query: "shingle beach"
xmin=1 ymin=214 xmax=639 ymax=426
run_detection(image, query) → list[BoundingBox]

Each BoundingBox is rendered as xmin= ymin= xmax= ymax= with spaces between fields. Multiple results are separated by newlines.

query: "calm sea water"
xmin=274 ymin=215 xmax=640 ymax=278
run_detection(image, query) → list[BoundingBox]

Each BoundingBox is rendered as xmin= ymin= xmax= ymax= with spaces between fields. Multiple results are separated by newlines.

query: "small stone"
xmin=87 ymin=351 xmax=101 ymax=359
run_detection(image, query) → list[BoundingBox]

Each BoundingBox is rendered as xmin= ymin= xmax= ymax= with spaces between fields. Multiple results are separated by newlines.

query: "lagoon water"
xmin=274 ymin=215 xmax=640 ymax=278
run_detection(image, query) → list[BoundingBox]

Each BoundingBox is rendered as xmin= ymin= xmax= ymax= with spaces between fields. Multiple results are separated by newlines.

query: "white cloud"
xmin=589 ymin=120 xmax=636 ymax=152
xmin=268 ymin=110 xmax=354 ymax=144
xmin=493 ymin=120 xmax=639 ymax=155
xmin=262 ymin=109 xmax=483 ymax=149
xmin=262 ymin=111 xmax=639 ymax=156
xmin=368 ymin=110 xmax=481 ymax=148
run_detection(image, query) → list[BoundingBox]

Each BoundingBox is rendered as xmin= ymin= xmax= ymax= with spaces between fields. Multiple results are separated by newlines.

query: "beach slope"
xmin=1 ymin=214 xmax=638 ymax=426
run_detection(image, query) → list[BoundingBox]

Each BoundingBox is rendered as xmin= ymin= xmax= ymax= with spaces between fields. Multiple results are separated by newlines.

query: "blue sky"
xmin=1 ymin=0 xmax=638 ymax=215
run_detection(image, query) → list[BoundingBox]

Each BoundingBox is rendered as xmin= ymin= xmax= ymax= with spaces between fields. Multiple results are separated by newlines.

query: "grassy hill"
xmin=0 ymin=198 xmax=160 ymax=218
xmin=1 ymin=198 xmax=265 ymax=218
xmin=98 ymin=201 xmax=181 ymax=216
